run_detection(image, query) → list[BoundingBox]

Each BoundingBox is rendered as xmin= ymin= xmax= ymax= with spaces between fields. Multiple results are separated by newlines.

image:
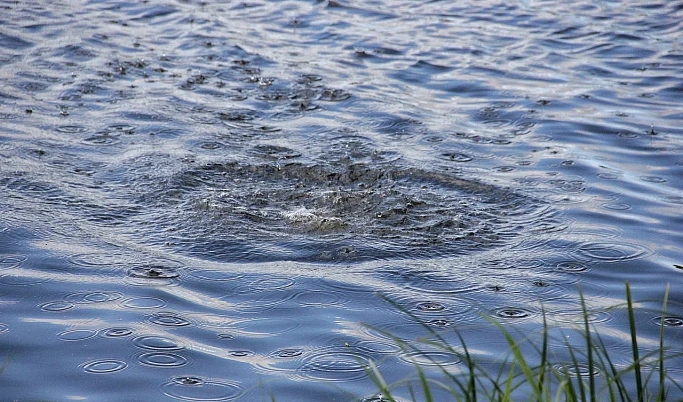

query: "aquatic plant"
xmin=361 ymin=284 xmax=683 ymax=402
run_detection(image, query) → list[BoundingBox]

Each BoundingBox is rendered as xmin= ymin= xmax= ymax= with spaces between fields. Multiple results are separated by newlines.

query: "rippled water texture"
xmin=1 ymin=0 xmax=683 ymax=400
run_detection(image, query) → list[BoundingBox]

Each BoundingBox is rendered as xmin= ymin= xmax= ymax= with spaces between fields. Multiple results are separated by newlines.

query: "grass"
xmin=361 ymin=283 xmax=683 ymax=402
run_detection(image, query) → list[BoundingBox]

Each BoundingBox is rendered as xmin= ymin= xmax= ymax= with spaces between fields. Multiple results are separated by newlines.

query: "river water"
xmin=1 ymin=0 xmax=682 ymax=400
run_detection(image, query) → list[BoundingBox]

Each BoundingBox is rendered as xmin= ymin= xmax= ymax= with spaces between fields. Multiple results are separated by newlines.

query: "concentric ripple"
xmin=80 ymin=359 xmax=128 ymax=374
xmin=298 ymin=346 xmax=374 ymax=382
xmin=161 ymin=377 xmax=244 ymax=401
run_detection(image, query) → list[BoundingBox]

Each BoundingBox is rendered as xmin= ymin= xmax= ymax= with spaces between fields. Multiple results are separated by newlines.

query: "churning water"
xmin=1 ymin=0 xmax=682 ymax=400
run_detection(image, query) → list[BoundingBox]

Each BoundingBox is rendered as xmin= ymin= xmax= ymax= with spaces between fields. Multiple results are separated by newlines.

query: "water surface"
xmin=1 ymin=0 xmax=683 ymax=400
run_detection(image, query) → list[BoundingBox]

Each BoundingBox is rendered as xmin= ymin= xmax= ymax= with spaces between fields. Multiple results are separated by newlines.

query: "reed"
xmin=362 ymin=284 xmax=682 ymax=402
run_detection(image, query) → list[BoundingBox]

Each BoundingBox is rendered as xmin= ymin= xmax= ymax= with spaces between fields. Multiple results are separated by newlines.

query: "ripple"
xmin=558 ymin=261 xmax=589 ymax=273
xmin=81 ymin=359 xmax=128 ymax=374
xmin=161 ymin=377 xmax=243 ymax=401
xmin=0 ymin=323 xmax=8 ymax=335
xmin=189 ymin=270 xmax=244 ymax=282
xmin=122 ymin=297 xmax=167 ymax=309
xmin=491 ymin=307 xmax=536 ymax=320
xmin=82 ymin=133 xmax=120 ymax=146
xmin=233 ymin=316 xmax=300 ymax=336
xmin=292 ymin=290 xmax=349 ymax=307
xmin=652 ymin=316 xmax=683 ymax=328
xmin=298 ymin=346 xmax=373 ymax=382
xmin=554 ymin=363 xmax=601 ymax=377
xmin=133 ymin=335 xmax=184 ymax=351
xmin=100 ymin=327 xmax=134 ymax=338
xmin=41 ymin=300 xmax=75 ymax=312
xmin=128 ymin=265 xmax=180 ymax=279
xmin=270 ymin=348 xmax=305 ymax=359
xmin=576 ymin=242 xmax=651 ymax=262
xmin=64 ymin=291 xmax=123 ymax=304
xmin=441 ymin=152 xmax=473 ymax=162
xmin=149 ymin=312 xmax=192 ymax=327
xmin=245 ymin=276 xmax=296 ymax=292
xmin=602 ymin=203 xmax=631 ymax=210
xmin=138 ymin=352 xmax=188 ymax=368
xmin=0 ymin=254 xmax=27 ymax=269
xmin=55 ymin=125 xmax=89 ymax=134
xmin=397 ymin=349 xmax=461 ymax=367
xmin=58 ymin=329 xmax=98 ymax=341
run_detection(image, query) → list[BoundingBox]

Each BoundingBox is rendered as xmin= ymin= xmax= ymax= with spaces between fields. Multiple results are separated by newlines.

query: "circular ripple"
xmin=554 ymin=363 xmax=600 ymax=377
xmin=246 ymin=276 xmax=295 ymax=292
xmin=441 ymin=152 xmax=473 ymax=162
xmin=55 ymin=125 xmax=89 ymax=134
xmin=557 ymin=261 xmax=589 ymax=273
xmin=491 ymin=307 xmax=536 ymax=320
xmin=0 ymin=323 xmax=8 ymax=335
xmin=64 ymin=291 xmax=123 ymax=304
xmin=58 ymin=329 xmax=98 ymax=341
xmin=81 ymin=359 xmax=128 ymax=374
xmin=190 ymin=270 xmax=244 ymax=282
xmin=270 ymin=348 xmax=304 ymax=359
xmin=122 ymin=297 xmax=167 ymax=309
xmin=652 ymin=316 xmax=683 ymax=327
xmin=138 ymin=352 xmax=188 ymax=368
xmin=161 ymin=377 xmax=243 ymax=401
xmin=299 ymin=346 xmax=372 ymax=382
xmin=41 ymin=300 xmax=75 ymax=312
xmin=398 ymin=350 xmax=461 ymax=367
xmin=101 ymin=327 xmax=134 ymax=338
xmin=82 ymin=134 xmax=120 ymax=146
xmin=577 ymin=242 xmax=650 ymax=262
xmin=292 ymin=290 xmax=348 ymax=307
xmin=133 ymin=335 xmax=184 ymax=351
xmin=149 ymin=312 xmax=192 ymax=327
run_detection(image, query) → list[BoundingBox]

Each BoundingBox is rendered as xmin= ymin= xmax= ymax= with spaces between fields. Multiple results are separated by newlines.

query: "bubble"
xmin=41 ymin=300 xmax=75 ymax=312
xmin=133 ymin=335 xmax=184 ymax=351
xmin=58 ymin=329 xmax=98 ymax=341
xmin=577 ymin=242 xmax=650 ymax=262
xmin=652 ymin=316 xmax=683 ymax=327
xmin=149 ymin=312 xmax=192 ymax=327
xmin=161 ymin=377 xmax=244 ymax=401
xmin=138 ymin=352 xmax=188 ymax=368
xmin=122 ymin=297 xmax=166 ymax=309
xmin=81 ymin=359 xmax=128 ymax=374
xmin=101 ymin=327 xmax=134 ymax=338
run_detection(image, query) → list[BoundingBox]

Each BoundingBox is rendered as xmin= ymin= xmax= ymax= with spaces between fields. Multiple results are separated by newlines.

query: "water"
xmin=1 ymin=0 xmax=682 ymax=400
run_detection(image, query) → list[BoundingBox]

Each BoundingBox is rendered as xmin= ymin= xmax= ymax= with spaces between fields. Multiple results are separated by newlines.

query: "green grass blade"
xmin=626 ymin=282 xmax=644 ymax=402
xmin=658 ymin=284 xmax=670 ymax=401
xmin=579 ymin=287 xmax=596 ymax=402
